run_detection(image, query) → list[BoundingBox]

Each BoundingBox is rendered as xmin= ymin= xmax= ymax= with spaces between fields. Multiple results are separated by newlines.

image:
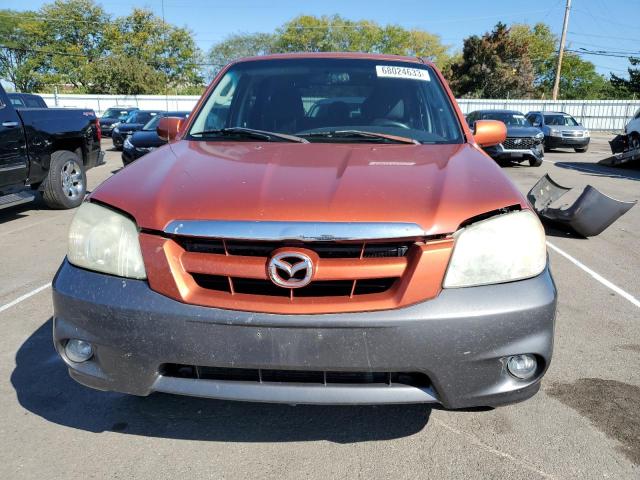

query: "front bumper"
xmin=122 ymin=145 xmax=151 ymax=165
xmin=52 ymin=260 xmax=556 ymax=409
xmin=545 ymin=135 xmax=590 ymax=148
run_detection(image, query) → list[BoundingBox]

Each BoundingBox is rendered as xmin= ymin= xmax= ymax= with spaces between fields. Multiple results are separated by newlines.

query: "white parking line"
xmin=0 ymin=283 xmax=51 ymax=314
xmin=547 ymin=241 xmax=640 ymax=308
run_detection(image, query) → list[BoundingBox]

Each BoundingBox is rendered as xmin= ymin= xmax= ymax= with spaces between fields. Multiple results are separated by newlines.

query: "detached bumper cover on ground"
xmin=52 ymin=260 xmax=557 ymax=409
xmin=527 ymin=174 xmax=637 ymax=237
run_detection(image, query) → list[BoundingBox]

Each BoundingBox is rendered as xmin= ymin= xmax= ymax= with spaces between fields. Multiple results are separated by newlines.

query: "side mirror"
xmin=157 ymin=116 xmax=183 ymax=142
xmin=473 ymin=120 xmax=506 ymax=147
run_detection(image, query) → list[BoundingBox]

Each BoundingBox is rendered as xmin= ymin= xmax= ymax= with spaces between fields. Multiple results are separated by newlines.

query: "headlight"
xmin=583 ymin=130 xmax=590 ymax=137
xmin=443 ymin=210 xmax=546 ymax=288
xmin=68 ymin=202 xmax=146 ymax=279
xmin=123 ymin=137 xmax=134 ymax=149
xmin=535 ymin=132 xmax=544 ymax=139
xmin=549 ymin=128 xmax=561 ymax=137
xmin=113 ymin=127 xmax=120 ymax=134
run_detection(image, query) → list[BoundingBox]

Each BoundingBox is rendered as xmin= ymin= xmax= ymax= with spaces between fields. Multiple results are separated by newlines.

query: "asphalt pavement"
xmin=0 ymin=136 xmax=638 ymax=479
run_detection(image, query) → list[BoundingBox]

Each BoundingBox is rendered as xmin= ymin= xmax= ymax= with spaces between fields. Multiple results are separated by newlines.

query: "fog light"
xmin=65 ymin=339 xmax=94 ymax=363
xmin=506 ymin=354 xmax=537 ymax=379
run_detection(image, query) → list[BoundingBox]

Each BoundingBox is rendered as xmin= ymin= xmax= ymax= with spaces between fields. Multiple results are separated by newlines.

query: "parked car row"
xmin=122 ymin=111 xmax=190 ymax=165
xmin=466 ymin=109 xmax=591 ymax=167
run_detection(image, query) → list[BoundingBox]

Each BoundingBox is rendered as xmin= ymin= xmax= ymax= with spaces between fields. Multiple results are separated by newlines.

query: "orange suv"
xmin=53 ymin=53 xmax=556 ymax=409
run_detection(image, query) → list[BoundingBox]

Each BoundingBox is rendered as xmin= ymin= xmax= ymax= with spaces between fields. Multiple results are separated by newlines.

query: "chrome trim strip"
xmin=164 ymin=220 xmax=427 ymax=241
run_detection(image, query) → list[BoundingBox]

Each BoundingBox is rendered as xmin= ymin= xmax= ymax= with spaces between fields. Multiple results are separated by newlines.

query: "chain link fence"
xmin=39 ymin=94 xmax=640 ymax=132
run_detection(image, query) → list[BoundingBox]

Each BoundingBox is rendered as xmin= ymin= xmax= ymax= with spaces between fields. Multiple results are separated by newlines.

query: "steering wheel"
xmin=372 ymin=118 xmax=411 ymax=129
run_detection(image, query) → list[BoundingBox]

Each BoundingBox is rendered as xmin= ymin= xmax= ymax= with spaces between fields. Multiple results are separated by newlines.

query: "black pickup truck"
xmin=0 ymin=85 xmax=103 ymax=210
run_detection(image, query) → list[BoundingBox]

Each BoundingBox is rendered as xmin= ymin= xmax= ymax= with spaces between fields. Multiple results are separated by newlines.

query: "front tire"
xmin=529 ymin=157 xmax=543 ymax=167
xmin=42 ymin=151 xmax=87 ymax=209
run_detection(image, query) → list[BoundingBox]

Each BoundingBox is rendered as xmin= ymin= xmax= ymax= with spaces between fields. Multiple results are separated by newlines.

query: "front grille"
xmin=562 ymin=130 xmax=583 ymax=137
xmin=193 ymin=274 xmax=398 ymax=297
xmin=161 ymin=364 xmax=431 ymax=388
xmin=502 ymin=137 xmax=538 ymax=150
xmin=177 ymin=238 xmax=411 ymax=258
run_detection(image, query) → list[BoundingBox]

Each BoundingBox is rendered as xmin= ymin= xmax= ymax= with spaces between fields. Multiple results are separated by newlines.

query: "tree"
xmin=509 ymin=23 xmax=556 ymax=89
xmin=30 ymin=0 xmax=110 ymax=89
xmin=0 ymin=10 xmax=47 ymax=91
xmin=84 ymin=55 xmax=165 ymax=94
xmin=207 ymin=15 xmax=451 ymax=76
xmin=538 ymin=52 xmax=608 ymax=99
xmin=610 ymin=57 xmax=640 ymax=97
xmin=207 ymin=32 xmax=275 ymax=78
xmin=105 ymin=8 xmax=202 ymax=89
xmin=273 ymin=15 xmax=450 ymax=66
xmin=449 ymin=23 xmax=534 ymax=98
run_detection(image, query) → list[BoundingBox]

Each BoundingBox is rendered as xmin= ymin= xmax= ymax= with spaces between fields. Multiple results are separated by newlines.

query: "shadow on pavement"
xmin=11 ymin=318 xmax=431 ymax=443
xmin=554 ymin=162 xmax=640 ymax=181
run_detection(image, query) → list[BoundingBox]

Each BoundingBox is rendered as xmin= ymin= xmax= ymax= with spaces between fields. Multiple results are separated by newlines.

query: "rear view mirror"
xmin=473 ymin=120 xmax=506 ymax=148
xmin=157 ymin=116 xmax=183 ymax=142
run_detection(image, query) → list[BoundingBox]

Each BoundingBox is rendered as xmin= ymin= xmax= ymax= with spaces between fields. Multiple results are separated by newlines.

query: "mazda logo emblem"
xmin=514 ymin=138 xmax=522 ymax=145
xmin=268 ymin=251 xmax=314 ymax=288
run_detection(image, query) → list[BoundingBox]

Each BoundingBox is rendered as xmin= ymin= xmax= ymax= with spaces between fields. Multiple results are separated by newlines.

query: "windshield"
xmin=126 ymin=112 xmax=156 ymax=124
xmin=479 ymin=112 xmax=530 ymax=126
xmin=143 ymin=115 xmax=163 ymax=131
xmin=189 ymin=58 xmax=463 ymax=144
xmin=544 ymin=114 xmax=579 ymax=126
xmin=103 ymin=108 xmax=130 ymax=119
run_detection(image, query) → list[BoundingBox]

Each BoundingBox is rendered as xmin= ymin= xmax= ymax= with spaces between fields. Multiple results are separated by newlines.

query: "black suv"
xmin=466 ymin=110 xmax=544 ymax=166
xmin=111 ymin=110 xmax=162 ymax=150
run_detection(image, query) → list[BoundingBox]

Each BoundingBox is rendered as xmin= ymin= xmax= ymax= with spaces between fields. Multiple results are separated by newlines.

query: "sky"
xmin=5 ymin=0 xmax=640 ymax=77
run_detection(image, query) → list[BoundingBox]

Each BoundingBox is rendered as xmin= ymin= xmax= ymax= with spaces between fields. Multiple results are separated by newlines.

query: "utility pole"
xmin=552 ymin=0 xmax=572 ymax=100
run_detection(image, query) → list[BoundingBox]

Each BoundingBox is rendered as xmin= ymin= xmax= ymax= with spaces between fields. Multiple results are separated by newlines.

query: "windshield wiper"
xmin=189 ymin=127 xmax=308 ymax=143
xmin=298 ymin=130 xmax=419 ymax=145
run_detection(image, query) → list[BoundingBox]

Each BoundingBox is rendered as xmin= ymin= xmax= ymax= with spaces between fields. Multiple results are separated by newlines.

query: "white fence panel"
xmin=39 ymin=94 xmax=640 ymax=132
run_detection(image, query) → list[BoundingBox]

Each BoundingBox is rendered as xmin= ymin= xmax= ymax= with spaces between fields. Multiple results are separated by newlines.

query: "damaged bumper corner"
xmin=527 ymin=174 xmax=636 ymax=237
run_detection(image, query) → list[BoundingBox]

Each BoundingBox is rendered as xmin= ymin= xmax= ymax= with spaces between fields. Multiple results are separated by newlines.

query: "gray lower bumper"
xmin=52 ymin=260 xmax=557 ymax=408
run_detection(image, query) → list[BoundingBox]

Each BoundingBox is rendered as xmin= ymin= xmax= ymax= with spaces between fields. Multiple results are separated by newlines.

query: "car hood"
xmin=99 ymin=118 xmax=118 ymax=125
xmin=91 ymin=140 xmax=527 ymax=235
xmin=130 ymin=130 xmax=166 ymax=148
xmin=506 ymin=126 xmax=542 ymax=137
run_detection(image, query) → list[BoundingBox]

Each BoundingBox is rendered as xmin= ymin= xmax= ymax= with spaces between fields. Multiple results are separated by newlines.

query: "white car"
xmin=625 ymin=108 xmax=640 ymax=150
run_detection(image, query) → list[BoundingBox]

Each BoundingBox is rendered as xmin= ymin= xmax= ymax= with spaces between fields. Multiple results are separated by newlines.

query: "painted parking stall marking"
xmin=0 ymin=283 xmax=51 ymax=314
xmin=547 ymin=241 xmax=640 ymax=309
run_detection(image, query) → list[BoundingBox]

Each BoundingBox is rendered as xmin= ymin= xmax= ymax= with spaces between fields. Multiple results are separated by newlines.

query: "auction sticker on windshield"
xmin=376 ymin=65 xmax=430 ymax=81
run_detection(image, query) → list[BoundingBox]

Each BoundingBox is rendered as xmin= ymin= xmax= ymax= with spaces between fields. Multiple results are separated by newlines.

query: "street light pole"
xmin=552 ymin=0 xmax=572 ymax=100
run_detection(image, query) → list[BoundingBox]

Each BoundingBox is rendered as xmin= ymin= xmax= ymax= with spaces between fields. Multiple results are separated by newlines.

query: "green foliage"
xmin=0 ymin=10 xmax=47 ymax=91
xmin=0 ymin=0 xmax=202 ymax=93
xmin=0 ymin=5 xmax=634 ymax=100
xmin=84 ymin=55 xmax=165 ymax=94
xmin=207 ymin=32 xmax=276 ymax=77
xmin=449 ymin=23 xmax=534 ymax=98
xmin=509 ymin=23 xmax=556 ymax=88
xmin=538 ymin=53 xmax=608 ymax=99
xmin=207 ymin=15 xmax=451 ymax=77
xmin=274 ymin=15 xmax=450 ymax=64
xmin=610 ymin=57 xmax=640 ymax=97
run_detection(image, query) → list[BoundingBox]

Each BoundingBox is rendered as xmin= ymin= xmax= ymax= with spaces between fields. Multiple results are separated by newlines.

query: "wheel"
xmin=42 ymin=150 xmax=87 ymax=209
xmin=529 ymin=157 xmax=543 ymax=167
xmin=574 ymin=145 xmax=588 ymax=153
xmin=630 ymin=133 xmax=640 ymax=151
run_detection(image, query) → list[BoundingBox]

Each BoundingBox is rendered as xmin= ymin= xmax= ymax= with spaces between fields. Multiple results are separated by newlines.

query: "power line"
xmin=568 ymin=31 xmax=640 ymax=42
